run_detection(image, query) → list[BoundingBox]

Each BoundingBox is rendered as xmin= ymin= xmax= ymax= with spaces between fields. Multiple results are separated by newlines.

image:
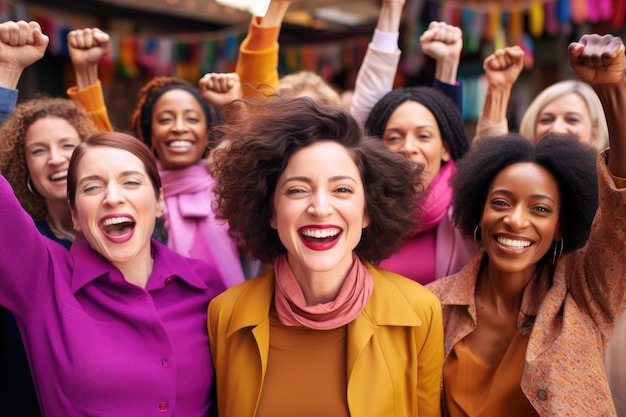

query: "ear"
xmin=441 ymin=141 xmax=451 ymax=163
xmin=362 ymin=210 xmax=370 ymax=229
xmin=156 ymin=188 xmax=165 ymax=219
xmin=69 ymin=201 xmax=81 ymax=232
xmin=269 ymin=212 xmax=277 ymax=230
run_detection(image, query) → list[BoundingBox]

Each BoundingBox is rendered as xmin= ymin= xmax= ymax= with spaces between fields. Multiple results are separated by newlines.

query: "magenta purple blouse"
xmin=0 ymin=174 xmax=226 ymax=416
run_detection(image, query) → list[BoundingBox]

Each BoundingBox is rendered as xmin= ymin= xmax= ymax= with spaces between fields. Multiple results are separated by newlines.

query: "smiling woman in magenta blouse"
xmin=0 ymin=131 xmax=226 ymax=416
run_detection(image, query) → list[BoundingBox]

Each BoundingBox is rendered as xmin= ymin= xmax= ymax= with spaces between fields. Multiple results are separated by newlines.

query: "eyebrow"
xmin=78 ymin=171 xmax=147 ymax=183
xmin=490 ymin=189 xmax=557 ymax=204
xmin=281 ymin=175 xmax=358 ymax=186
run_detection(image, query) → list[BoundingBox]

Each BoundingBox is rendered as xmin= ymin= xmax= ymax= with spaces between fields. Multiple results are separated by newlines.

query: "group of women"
xmin=0 ymin=0 xmax=625 ymax=415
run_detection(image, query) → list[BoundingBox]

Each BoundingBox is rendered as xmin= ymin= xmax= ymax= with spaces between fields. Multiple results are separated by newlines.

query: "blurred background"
xmin=8 ymin=0 xmax=626 ymax=134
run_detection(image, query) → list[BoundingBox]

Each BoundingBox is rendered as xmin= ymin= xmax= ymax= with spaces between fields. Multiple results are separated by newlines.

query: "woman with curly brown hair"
xmin=208 ymin=96 xmax=443 ymax=417
xmin=0 ymin=98 xmax=98 ymax=244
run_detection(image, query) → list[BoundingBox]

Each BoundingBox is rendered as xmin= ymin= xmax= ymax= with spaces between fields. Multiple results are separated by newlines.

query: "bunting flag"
xmin=6 ymin=0 xmax=624 ymax=86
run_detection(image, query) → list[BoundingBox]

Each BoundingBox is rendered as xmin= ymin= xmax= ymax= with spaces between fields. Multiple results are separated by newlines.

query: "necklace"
xmin=47 ymin=219 xmax=76 ymax=242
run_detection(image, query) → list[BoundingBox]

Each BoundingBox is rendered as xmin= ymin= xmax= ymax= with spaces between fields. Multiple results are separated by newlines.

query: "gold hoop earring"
xmin=26 ymin=177 xmax=38 ymax=196
xmin=473 ymin=225 xmax=481 ymax=249
xmin=552 ymin=238 xmax=564 ymax=266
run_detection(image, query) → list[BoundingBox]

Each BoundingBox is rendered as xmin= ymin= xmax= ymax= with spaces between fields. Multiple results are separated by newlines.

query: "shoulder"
xmin=153 ymin=239 xmax=227 ymax=295
xmin=369 ymin=265 xmax=441 ymax=310
xmin=209 ymin=271 xmax=273 ymax=314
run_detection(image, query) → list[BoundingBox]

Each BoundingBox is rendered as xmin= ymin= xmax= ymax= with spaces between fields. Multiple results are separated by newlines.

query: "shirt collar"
xmin=70 ymin=238 xmax=215 ymax=293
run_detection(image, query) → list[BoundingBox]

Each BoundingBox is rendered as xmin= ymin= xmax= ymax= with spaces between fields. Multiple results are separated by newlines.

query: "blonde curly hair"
xmin=0 ymin=97 xmax=97 ymax=221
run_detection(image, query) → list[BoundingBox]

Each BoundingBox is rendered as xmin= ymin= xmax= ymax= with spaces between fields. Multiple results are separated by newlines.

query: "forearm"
xmin=73 ymin=64 xmax=98 ymax=91
xmin=593 ymin=78 xmax=626 ymax=177
xmin=376 ymin=1 xmax=404 ymax=33
xmin=435 ymin=55 xmax=460 ymax=85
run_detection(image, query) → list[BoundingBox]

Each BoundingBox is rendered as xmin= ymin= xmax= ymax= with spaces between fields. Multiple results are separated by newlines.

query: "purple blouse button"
xmin=164 ymin=276 xmax=175 ymax=285
xmin=161 ymin=358 xmax=168 ymax=367
xmin=158 ymin=401 xmax=168 ymax=412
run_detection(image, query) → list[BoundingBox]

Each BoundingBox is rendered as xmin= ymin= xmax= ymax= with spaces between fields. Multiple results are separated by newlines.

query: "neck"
xmin=477 ymin=263 xmax=539 ymax=315
xmin=45 ymin=199 xmax=77 ymax=241
xmin=289 ymin=258 xmax=354 ymax=306
xmin=113 ymin=246 xmax=154 ymax=289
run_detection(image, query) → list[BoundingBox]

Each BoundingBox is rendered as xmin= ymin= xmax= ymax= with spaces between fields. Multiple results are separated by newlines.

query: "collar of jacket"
xmin=225 ymin=261 xmax=424 ymax=340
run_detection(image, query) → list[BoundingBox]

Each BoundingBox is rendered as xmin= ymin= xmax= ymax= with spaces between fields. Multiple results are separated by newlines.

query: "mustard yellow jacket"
xmin=208 ymin=263 xmax=443 ymax=417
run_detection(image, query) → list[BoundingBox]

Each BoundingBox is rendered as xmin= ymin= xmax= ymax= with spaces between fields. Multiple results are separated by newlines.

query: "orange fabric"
xmin=242 ymin=16 xmax=280 ymax=51
xmin=236 ymin=18 xmax=280 ymax=97
xmin=444 ymin=331 xmax=538 ymax=417
xmin=66 ymin=80 xmax=113 ymax=132
xmin=256 ymin=308 xmax=349 ymax=417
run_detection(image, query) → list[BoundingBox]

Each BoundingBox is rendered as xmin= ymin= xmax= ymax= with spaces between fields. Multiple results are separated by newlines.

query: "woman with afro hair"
xmin=428 ymin=34 xmax=626 ymax=416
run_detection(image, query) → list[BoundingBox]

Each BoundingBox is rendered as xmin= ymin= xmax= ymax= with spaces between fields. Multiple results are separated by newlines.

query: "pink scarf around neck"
xmin=415 ymin=160 xmax=456 ymax=235
xmin=273 ymin=254 xmax=373 ymax=330
xmin=158 ymin=160 xmax=244 ymax=287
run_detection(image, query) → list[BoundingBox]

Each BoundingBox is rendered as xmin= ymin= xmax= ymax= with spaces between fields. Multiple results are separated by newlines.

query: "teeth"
xmin=103 ymin=216 xmax=134 ymax=227
xmin=50 ymin=170 xmax=68 ymax=181
xmin=301 ymin=228 xmax=340 ymax=239
xmin=497 ymin=236 xmax=532 ymax=248
xmin=168 ymin=140 xmax=193 ymax=148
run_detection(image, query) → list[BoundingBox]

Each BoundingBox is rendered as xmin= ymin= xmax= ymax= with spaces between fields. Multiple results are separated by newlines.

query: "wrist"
xmin=0 ymin=64 xmax=23 ymax=89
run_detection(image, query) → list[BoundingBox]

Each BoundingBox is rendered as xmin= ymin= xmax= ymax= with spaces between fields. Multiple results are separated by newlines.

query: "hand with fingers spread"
xmin=199 ymin=72 xmax=242 ymax=109
xmin=0 ymin=20 xmax=48 ymax=89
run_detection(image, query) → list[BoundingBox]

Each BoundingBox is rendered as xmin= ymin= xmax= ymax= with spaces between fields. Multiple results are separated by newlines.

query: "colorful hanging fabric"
xmin=587 ymin=0 xmax=601 ymax=22
xmin=612 ymin=0 xmax=626 ymax=27
xmin=557 ymin=0 xmax=572 ymax=22
xmin=462 ymin=8 xmax=484 ymax=55
xmin=545 ymin=1 xmax=560 ymax=35
xmin=598 ymin=0 xmax=612 ymax=20
xmin=528 ymin=1 xmax=545 ymax=38
xmin=508 ymin=10 xmax=523 ymax=45
xmin=572 ymin=0 xmax=589 ymax=23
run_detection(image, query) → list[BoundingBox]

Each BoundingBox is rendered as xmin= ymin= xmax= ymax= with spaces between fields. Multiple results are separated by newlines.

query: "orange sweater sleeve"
xmin=66 ymin=80 xmax=113 ymax=132
xmin=235 ymin=17 xmax=281 ymax=98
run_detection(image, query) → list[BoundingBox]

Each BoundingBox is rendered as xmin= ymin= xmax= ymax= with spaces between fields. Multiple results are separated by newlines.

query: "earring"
xmin=26 ymin=177 xmax=38 ymax=196
xmin=552 ymin=238 xmax=564 ymax=266
xmin=473 ymin=225 xmax=481 ymax=249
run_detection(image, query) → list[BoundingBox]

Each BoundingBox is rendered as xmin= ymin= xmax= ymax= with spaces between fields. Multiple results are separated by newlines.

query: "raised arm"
xmin=420 ymin=21 xmax=464 ymax=111
xmin=569 ymin=34 xmax=626 ymax=177
xmin=0 ymin=20 xmax=48 ymax=123
xmin=235 ymin=0 xmax=291 ymax=97
xmin=66 ymin=28 xmax=113 ymax=131
xmin=350 ymin=0 xmax=405 ymax=126
xmin=474 ymin=46 xmax=525 ymax=141
xmin=568 ymin=34 xmax=626 ymax=335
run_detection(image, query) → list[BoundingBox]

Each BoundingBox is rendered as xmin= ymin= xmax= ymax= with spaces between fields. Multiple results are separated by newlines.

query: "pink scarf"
xmin=159 ymin=160 xmax=244 ymax=287
xmin=273 ymin=254 xmax=373 ymax=330
xmin=379 ymin=161 xmax=456 ymax=284
xmin=415 ymin=160 xmax=456 ymax=235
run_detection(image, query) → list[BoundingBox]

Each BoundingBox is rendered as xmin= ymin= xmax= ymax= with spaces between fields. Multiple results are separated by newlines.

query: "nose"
xmin=549 ymin=118 xmax=568 ymax=134
xmin=103 ymin=183 xmax=125 ymax=207
xmin=503 ymin=205 xmax=529 ymax=230
xmin=48 ymin=146 xmax=67 ymax=165
xmin=400 ymin=134 xmax=418 ymax=155
xmin=307 ymin=191 xmax=332 ymax=218
xmin=172 ymin=116 xmax=188 ymax=132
